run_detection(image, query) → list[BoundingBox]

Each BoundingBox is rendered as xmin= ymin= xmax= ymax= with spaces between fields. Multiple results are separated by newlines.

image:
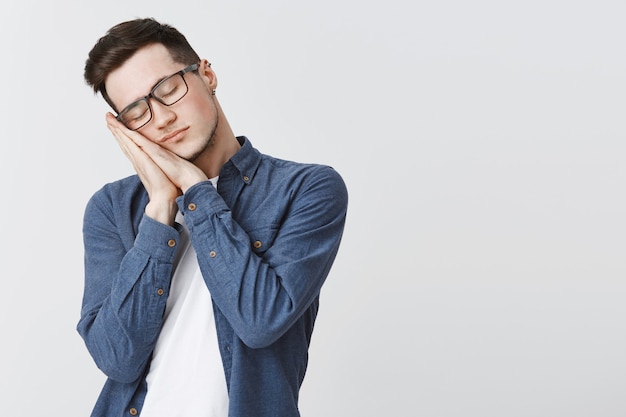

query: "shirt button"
xmin=167 ymin=239 xmax=176 ymax=247
xmin=209 ymin=250 xmax=217 ymax=258
xmin=129 ymin=408 xmax=138 ymax=416
xmin=188 ymin=203 xmax=197 ymax=211
xmin=243 ymin=175 xmax=250 ymax=182
xmin=157 ymin=288 xmax=165 ymax=296
xmin=253 ymin=240 xmax=262 ymax=249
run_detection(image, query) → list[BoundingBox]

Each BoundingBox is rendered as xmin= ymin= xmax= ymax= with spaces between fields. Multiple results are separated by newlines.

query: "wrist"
xmin=145 ymin=200 xmax=178 ymax=225
xmin=181 ymin=174 xmax=208 ymax=194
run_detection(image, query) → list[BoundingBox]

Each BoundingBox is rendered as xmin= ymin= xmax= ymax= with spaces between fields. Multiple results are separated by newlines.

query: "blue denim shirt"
xmin=77 ymin=137 xmax=348 ymax=417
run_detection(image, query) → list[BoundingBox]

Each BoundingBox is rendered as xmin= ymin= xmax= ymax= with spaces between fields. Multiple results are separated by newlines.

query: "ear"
xmin=199 ymin=59 xmax=218 ymax=90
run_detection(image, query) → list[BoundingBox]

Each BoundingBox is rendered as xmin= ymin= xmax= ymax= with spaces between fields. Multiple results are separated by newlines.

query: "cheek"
xmin=183 ymin=92 xmax=216 ymax=121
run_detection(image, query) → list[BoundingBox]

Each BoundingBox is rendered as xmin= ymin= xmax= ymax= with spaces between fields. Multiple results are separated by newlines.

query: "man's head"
xmin=86 ymin=18 xmax=222 ymax=162
xmin=84 ymin=17 xmax=200 ymax=112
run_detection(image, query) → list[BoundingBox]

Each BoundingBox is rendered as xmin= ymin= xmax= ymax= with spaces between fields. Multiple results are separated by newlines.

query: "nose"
xmin=149 ymin=98 xmax=176 ymax=128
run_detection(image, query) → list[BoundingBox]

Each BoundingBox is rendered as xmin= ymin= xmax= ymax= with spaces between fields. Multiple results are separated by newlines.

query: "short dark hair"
xmin=84 ymin=17 xmax=200 ymax=110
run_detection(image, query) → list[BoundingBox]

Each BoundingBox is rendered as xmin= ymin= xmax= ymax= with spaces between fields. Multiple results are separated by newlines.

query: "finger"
xmin=104 ymin=113 xmax=204 ymax=191
xmin=105 ymin=113 xmax=161 ymax=178
xmin=105 ymin=114 xmax=152 ymax=162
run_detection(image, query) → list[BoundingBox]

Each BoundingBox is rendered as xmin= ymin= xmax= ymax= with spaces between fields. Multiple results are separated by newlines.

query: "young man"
xmin=77 ymin=17 xmax=348 ymax=417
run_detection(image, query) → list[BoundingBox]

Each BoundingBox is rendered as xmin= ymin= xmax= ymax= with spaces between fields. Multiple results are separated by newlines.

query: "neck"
xmin=194 ymin=100 xmax=241 ymax=178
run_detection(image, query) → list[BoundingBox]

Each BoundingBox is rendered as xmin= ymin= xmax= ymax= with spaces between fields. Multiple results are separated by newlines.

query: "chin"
xmin=185 ymin=138 xmax=216 ymax=162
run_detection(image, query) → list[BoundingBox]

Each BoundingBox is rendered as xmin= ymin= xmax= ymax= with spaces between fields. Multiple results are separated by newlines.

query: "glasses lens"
xmin=154 ymin=74 xmax=188 ymax=106
xmin=117 ymin=71 xmax=190 ymax=130
xmin=119 ymin=99 xmax=151 ymax=130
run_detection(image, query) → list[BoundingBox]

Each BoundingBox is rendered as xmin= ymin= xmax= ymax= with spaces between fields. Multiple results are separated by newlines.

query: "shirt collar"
xmin=220 ymin=136 xmax=262 ymax=185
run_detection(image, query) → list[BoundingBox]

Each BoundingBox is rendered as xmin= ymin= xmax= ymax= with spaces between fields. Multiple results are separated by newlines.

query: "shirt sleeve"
xmin=77 ymin=190 xmax=181 ymax=383
xmin=178 ymin=165 xmax=348 ymax=348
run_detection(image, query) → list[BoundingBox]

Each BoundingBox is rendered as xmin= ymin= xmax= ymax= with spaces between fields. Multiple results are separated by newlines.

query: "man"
xmin=77 ymin=17 xmax=348 ymax=417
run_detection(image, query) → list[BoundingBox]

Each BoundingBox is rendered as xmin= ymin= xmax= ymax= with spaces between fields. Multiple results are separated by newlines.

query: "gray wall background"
xmin=1 ymin=0 xmax=625 ymax=416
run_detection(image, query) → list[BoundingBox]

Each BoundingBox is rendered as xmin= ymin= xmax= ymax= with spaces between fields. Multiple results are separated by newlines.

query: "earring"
xmin=212 ymin=89 xmax=216 ymax=95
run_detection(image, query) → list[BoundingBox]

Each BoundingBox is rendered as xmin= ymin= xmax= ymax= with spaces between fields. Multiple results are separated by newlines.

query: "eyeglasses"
xmin=116 ymin=63 xmax=199 ymax=130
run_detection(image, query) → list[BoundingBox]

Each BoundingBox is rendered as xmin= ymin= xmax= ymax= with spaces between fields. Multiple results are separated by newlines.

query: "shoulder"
xmin=259 ymin=154 xmax=348 ymax=210
xmin=240 ymin=137 xmax=347 ymax=197
xmin=84 ymin=174 xmax=147 ymax=222
xmin=263 ymin=153 xmax=345 ymax=182
xmin=87 ymin=175 xmax=143 ymax=205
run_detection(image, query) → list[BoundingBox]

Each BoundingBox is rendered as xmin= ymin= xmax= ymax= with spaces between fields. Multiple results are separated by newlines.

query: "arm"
xmin=76 ymin=180 xmax=181 ymax=383
xmin=77 ymin=116 xmax=200 ymax=382
xmin=180 ymin=165 xmax=348 ymax=348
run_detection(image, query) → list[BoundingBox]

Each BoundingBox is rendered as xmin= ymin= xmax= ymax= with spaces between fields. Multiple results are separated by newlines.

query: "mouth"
xmin=160 ymin=127 xmax=189 ymax=143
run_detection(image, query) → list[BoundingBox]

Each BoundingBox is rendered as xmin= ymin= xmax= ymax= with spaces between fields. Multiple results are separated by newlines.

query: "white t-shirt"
xmin=140 ymin=177 xmax=228 ymax=417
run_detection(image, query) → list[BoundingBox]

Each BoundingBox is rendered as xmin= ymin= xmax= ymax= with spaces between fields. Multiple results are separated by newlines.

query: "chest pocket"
xmin=248 ymin=226 xmax=278 ymax=256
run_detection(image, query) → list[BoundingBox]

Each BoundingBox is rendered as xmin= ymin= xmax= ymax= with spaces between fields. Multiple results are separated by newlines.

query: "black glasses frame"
xmin=116 ymin=63 xmax=200 ymax=130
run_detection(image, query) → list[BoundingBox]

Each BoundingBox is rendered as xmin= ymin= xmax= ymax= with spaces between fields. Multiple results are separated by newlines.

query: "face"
xmin=105 ymin=43 xmax=218 ymax=161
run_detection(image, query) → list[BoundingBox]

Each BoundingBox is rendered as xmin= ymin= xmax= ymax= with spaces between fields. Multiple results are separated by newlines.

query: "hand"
xmin=106 ymin=113 xmax=207 ymax=224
